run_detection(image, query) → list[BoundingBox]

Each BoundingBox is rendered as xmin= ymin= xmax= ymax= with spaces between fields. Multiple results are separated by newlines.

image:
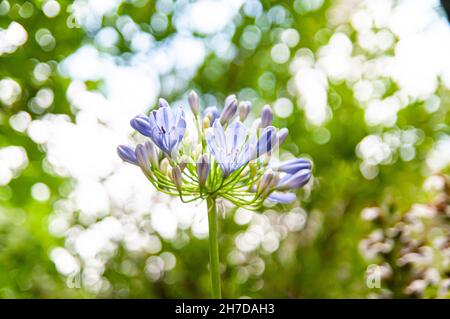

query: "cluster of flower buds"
xmin=359 ymin=174 xmax=450 ymax=298
xmin=117 ymin=91 xmax=312 ymax=210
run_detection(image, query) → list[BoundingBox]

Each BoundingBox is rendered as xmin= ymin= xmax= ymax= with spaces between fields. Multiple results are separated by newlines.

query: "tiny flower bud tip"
xmin=197 ymin=154 xmax=210 ymax=187
xmin=277 ymin=128 xmax=289 ymax=146
xmin=179 ymin=155 xmax=188 ymax=172
xmin=238 ymin=101 xmax=251 ymax=122
xmin=158 ymin=98 xmax=170 ymax=108
xmin=172 ymin=166 xmax=183 ymax=191
xmin=260 ymin=104 xmax=273 ymax=128
xmin=219 ymin=95 xmax=238 ymax=125
xmin=188 ymin=90 xmax=199 ymax=115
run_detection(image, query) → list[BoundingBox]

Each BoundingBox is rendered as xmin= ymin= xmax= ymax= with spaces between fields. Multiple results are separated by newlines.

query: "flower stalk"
xmin=206 ymin=196 xmax=221 ymax=299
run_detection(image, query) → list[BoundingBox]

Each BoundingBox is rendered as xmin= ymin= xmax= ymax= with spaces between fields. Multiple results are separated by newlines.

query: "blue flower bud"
xmin=271 ymin=158 xmax=311 ymax=174
xmin=276 ymin=169 xmax=311 ymax=191
xmin=257 ymin=170 xmax=278 ymax=197
xmin=255 ymin=126 xmax=277 ymax=158
xmin=219 ymin=95 xmax=238 ymax=125
xmin=188 ymin=90 xmax=200 ymax=115
xmin=197 ymin=154 xmax=210 ymax=187
xmin=238 ymin=101 xmax=251 ymax=122
xmin=144 ymin=141 xmax=159 ymax=168
xmin=135 ymin=144 xmax=151 ymax=174
xmin=277 ymin=128 xmax=289 ymax=146
xmin=172 ymin=166 xmax=183 ymax=191
xmin=260 ymin=105 xmax=273 ymax=128
xmin=130 ymin=116 xmax=152 ymax=137
xmin=117 ymin=145 xmax=138 ymax=165
xmin=158 ymin=98 xmax=170 ymax=108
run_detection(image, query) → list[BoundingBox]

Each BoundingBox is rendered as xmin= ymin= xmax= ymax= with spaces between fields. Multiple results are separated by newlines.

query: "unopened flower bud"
xmin=197 ymin=154 xmax=210 ymax=187
xmin=117 ymin=145 xmax=138 ymax=165
xmin=179 ymin=155 xmax=189 ymax=172
xmin=172 ymin=166 xmax=182 ymax=191
xmin=144 ymin=141 xmax=159 ymax=168
xmin=188 ymin=90 xmax=199 ymax=115
xmin=219 ymin=95 xmax=238 ymax=125
xmin=277 ymin=128 xmax=288 ymax=146
xmin=260 ymin=104 xmax=273 ymax=128
xmin=271 ymin=158 xmax=311 ymax=174
xmin=135 ymin=144 xmax=150 ymax=173
xmin=160 ymin=158 xmax=170 ymax=175
xmin=238 ymin=101 xmax=251 ymax=122
xmin=257 ymin=170 xmax=276 ymax=197
xmin=158 ymin=98 xmax=170 ymax=108
xmin=276 ymin=169 xmax=311 ymax=191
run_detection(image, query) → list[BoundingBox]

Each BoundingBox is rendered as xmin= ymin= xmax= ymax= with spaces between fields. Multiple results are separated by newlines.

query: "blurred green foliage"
xmin=0 ymin=0 xmax=449 ymax=298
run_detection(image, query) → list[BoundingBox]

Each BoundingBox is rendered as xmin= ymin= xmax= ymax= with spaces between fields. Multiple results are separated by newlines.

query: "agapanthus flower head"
xmin=117 ymin=91 xmax=313 ymax=210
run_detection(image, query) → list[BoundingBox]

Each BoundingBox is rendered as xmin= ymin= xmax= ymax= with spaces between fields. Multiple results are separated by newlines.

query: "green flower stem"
xmin=206 ymin=196 xmax=222 ymax=299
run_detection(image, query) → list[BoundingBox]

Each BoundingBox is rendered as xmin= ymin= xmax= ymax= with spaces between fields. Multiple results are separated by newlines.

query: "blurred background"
xmin=0 ymin=0 xmax=449 ymax=298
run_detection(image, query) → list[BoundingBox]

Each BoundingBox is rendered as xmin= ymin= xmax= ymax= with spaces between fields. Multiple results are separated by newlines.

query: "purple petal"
xmin=212 ymin=120 xmax=227 ymax=154
xmin=156 ymin=105 xmax=173 ymax=131
xmin=175 ymin=108 xmax=186 ymax=142
xmin=225 ymin=121 xmax=247 ymax=153
xmin=158 ymin=98 xmax=170 ymax=109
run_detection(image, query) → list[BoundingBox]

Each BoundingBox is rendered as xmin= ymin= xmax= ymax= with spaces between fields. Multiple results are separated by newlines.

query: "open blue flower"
xmin=206 ymin=121 xmax=253 ymax=177
xmin=130 ymin=105 xmax=186 ymax=157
